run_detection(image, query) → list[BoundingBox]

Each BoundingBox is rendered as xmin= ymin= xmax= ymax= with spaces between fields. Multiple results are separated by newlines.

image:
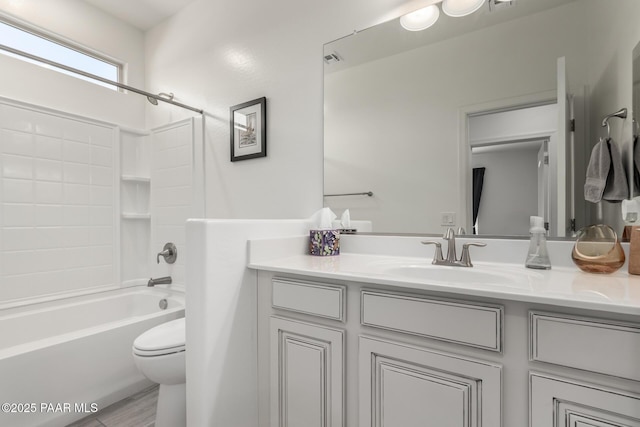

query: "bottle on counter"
xmin=525 ymin=216 xmax=551 ymax=270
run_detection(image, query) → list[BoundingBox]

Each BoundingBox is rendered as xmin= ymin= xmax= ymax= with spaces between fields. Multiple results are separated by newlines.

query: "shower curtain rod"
xmin=0 ymin=44 xmax=204 ymax=114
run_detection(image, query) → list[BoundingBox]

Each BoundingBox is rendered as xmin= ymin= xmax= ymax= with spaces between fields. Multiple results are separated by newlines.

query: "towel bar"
xmin=601 ymin=108 xmax=627 ymax=138
xmin=324 ymin=191 xmax=373 ymax=197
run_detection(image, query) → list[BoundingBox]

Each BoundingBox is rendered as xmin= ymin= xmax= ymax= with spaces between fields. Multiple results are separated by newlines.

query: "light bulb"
xmin=442 ymin=0 xmax=485 ymax=17
xmin=400 ymin=5 xmax=440 ymax=31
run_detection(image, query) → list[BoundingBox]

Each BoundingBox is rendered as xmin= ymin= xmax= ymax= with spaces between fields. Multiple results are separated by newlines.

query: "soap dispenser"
xmin=525 ymin=216 xmax=551 ymax=270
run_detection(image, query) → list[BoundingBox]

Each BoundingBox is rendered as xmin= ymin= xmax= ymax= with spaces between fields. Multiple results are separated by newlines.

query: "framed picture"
xmin=230 ymin=97 xmax=267 ymax=161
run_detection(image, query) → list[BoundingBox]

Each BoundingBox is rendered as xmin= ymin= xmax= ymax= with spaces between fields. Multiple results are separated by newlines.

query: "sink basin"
xmin=370 ymin=260 xmax=538 ymax=289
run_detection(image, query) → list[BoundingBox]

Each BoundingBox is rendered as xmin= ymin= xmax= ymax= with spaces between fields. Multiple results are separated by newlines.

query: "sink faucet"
xmin=443 ymin=227 xmax=458 ymax=263
xmin=148 ymin=276 xmax=172 ymax=287
xmin=421 ymin=228 xmax=486 ymax=267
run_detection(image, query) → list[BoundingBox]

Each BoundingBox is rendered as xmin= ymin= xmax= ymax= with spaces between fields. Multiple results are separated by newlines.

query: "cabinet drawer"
xmin=361 ymin=290 xmax=503 ymax=352
xmin=530 ymin=311 xmax=640 ymax=381
xmin=272 ymin=278 xmax=345 ymax=321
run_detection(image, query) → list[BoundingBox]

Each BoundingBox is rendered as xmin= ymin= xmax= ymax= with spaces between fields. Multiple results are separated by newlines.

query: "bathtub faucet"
xmin=148 ymin=276 xmax=172 ymax=287
xmin=157 ymin=242 xmax=177 ymax=264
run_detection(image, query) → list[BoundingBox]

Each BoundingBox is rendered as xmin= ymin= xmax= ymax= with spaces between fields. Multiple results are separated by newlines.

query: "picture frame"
xmin=230 ymin=97 xmax=267 ymax=162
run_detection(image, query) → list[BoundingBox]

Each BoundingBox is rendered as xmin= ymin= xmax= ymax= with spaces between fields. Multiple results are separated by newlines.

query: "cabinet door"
xmin=270 ymin=317 xmax=344 ymax=427
xmin=359 ymin=336 xmax=501 ymax=427
xmin=530 ymin=373 xmax=640 ymax=427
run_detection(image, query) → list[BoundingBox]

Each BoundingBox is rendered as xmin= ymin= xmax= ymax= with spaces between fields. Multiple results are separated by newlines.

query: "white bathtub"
xmin=0 ymin=287 xmax=185 ymax=427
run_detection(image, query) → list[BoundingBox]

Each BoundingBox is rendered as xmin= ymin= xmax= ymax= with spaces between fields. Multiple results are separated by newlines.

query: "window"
xmin=0 ymin=19 xmax=121 ymax=90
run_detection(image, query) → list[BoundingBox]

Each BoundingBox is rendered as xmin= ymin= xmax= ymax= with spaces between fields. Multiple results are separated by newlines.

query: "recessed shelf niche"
xmin=120 ymin=129 xmax=151 ymax=284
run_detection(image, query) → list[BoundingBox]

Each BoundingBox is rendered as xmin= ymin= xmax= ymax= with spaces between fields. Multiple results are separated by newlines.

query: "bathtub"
xmin=0 ymin=287 xmax=184 ymax=427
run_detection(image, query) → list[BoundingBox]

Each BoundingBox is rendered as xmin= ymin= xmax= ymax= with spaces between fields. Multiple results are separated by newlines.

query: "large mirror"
xmin=324 ymin=0 xmax=639 ymax=237
xmin=634 ymin=41 xmax=640 ymax=197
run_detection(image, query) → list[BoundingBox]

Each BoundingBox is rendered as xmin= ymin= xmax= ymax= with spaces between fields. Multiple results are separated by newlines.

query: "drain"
xmin=159 ymin=299 xmax=168 ymax=310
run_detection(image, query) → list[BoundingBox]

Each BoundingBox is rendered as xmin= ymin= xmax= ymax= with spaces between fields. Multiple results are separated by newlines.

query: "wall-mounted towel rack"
xmin=324 ymin=191 xmax=373 ymax=197
xmin=601 ymin=108 xmax=627 ymax=138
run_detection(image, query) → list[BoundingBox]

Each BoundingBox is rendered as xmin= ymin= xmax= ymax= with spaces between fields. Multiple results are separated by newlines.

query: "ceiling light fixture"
xmin=442 ymin=0 xmax=485 ymax=17
xmin=400 ymin=4 xmax=440 ymax=31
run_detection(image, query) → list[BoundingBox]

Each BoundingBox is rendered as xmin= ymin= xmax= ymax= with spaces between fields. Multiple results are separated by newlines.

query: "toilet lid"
xmin=133 ymin=317 xmax=185 ymax=355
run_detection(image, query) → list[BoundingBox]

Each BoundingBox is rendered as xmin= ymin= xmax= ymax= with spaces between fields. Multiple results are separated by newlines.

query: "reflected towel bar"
xmin=324 ymin=191 xmax=373 ymax=197
xmin=601 ymin=108 xmax=627 ymax=127
xmin=601 ymin=108 xmax=627 ymax=138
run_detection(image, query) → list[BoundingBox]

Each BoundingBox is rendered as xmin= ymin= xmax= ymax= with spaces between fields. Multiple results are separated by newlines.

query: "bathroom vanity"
xmin=251 ymin=236 xmax=640 ymax=427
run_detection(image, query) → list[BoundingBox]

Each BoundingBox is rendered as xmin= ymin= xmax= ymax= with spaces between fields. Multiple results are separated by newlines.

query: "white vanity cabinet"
xmin=256 ymin=271 xmax=640 ymax=427
xmin=359 ymin=335 xmax=501 ymax=427
xmin=529 ymin=312 xmax=640 ymax=427
xmin=269 ymin=317 xmax=344 ymax=427
xmin=358 ymin=290 xmax=503 ymax=427
xmin=530 ymin=373 xmax=640 ymax=427
xmin=263 ymin=278 xmax=347 ymax=427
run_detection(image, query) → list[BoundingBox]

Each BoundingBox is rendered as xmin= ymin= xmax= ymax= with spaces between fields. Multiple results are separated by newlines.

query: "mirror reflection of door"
xmin=469 ymin=104 xmax=556 ymax=235
xmin=634 ymin=41 xmax=640 ymax=196
xmin=537 ymin=140 xmax=550 ymax=225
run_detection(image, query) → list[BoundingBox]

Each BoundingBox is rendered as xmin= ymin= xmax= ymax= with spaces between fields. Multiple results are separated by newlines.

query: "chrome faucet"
xmin=148 ymin=276 xmax=172 ymax=287
xmin=444 ymin=227 xmax=458 ymax=264
xmin=421 ymin=228 xmax=486 ymax=267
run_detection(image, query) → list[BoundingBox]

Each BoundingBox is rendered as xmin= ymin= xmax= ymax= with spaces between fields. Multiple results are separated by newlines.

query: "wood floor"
xmin=66 ymin=385 xmax=158 ymax=427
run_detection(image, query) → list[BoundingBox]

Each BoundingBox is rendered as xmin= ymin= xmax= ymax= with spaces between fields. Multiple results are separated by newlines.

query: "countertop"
xmin=249 ymin=253 xmax=640 ymax=316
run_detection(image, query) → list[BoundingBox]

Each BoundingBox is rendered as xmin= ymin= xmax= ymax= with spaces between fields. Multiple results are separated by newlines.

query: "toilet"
xmin=132 ymin=317 xmax=186 ymax=427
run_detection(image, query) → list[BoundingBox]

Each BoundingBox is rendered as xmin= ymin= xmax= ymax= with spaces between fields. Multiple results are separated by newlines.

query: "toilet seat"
xmin=133 ymin=345 xmax=185 ymax=357
xmin=133 ymin=317 xmax=185 ymax=357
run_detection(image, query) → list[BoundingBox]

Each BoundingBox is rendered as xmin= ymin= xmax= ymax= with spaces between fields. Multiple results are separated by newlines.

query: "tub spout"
xmin=148 ymin=276 xmax=172 ymax=287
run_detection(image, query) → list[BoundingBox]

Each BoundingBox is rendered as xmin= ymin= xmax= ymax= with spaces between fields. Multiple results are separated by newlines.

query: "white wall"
xmin=0 ymin=0 xmax=146 ymax=129
xmin=144 ymin=0 xmax=431 ymax=220
xmin=324 ymin=2 xmax=589 ymax=233
xmin=186 ymin=219 xmax=311 ymax=427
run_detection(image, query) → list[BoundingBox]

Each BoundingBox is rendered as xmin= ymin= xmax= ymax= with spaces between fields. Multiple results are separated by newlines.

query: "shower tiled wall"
xmin=150 ymin=119 xmax=198 ymax=289
xmin=0 ymin=101 xmax=116 ymax=303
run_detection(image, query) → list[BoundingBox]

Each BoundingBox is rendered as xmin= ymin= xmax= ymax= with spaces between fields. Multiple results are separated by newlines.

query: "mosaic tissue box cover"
xmin=309 ymin=229 xmax=340 ymax=256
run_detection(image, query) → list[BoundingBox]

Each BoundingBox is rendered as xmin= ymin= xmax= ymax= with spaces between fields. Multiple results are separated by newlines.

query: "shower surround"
xmin=0 ymin=98 xmax=117 ymax=303
xmin=0 ymin=95 xmax=202 ymax=427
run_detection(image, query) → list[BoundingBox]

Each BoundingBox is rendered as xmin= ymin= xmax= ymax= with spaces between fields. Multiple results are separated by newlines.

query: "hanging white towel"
xmin=602 ymin=137 xmax=628 ymax=202
xmin=584 ymin=137 xmax=611 ymax=203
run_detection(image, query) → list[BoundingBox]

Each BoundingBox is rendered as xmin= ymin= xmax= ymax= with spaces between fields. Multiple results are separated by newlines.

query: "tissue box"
xmin=309 ymin=229 xmax=340 ymax=256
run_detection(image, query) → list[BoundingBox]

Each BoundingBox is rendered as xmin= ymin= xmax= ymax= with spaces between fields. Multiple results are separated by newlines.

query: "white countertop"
xmin=249 ymin=252 xmax=640 ymax=316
